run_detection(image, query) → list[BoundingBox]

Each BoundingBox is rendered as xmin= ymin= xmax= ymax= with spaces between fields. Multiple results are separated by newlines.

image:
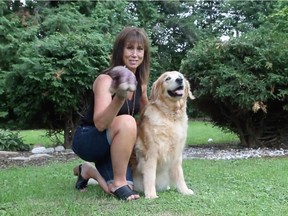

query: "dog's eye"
xmin=165 ymin=77 xmax=171 ymax=81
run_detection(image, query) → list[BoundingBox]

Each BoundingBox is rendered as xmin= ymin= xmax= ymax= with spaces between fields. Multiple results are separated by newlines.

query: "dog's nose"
xmin=176 ymin=77 xmax=183 ymax=84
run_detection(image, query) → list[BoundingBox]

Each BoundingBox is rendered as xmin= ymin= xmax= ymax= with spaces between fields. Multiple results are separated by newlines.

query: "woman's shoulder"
xmin=93 ymin=74 xmax=112 ymax=89
xmin=96 ymin=73 xmax=111 ymax=80
xmin=94 ymin=74 xmax=112 ymax=83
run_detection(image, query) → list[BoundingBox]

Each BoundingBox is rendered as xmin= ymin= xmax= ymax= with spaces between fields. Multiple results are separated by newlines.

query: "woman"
xmin=72 ymin=26 xmax=150 ymax=201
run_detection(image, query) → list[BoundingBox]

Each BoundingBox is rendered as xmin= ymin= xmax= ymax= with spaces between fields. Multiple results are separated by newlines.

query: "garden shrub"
xmin=0 ymin=129 xmax=30 ymax=151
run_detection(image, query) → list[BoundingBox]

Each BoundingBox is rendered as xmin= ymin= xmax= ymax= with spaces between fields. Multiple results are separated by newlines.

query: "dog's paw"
xmin=145 ymin=194 xmax=159 ymax=199
xmin=180 ymin=188 xmax=194 ymax=196
xmin=108 ymin=66 xmax=137 ymax=98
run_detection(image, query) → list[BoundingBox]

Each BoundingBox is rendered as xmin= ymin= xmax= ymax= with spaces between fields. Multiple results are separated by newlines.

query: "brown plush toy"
xmin=108 ymin=66 xmax=137 ymax=98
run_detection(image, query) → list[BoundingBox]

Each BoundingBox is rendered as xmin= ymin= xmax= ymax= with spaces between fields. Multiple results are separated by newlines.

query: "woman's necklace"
xmin=126 ymin=92 xmax=136 ymax=116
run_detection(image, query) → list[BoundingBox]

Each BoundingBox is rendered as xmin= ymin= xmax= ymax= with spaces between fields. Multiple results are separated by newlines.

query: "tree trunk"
xmin=208 ymin=101 xmax=288 ymax=148
xmin=63 ymin=114 xmax=76 ymax=149
xmin=230 ymin=110 xmax=288 ymax=148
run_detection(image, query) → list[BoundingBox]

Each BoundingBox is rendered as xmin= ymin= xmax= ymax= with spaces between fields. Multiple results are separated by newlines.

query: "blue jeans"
xmin=72 ymin=125 xmax=133 ymax=184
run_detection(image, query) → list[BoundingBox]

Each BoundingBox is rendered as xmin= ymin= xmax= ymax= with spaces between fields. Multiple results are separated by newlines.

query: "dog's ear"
xmin=149 ymin=76 xmax=162 ymax=101
xmin=185 ymin=79 xmax=195 ymax=100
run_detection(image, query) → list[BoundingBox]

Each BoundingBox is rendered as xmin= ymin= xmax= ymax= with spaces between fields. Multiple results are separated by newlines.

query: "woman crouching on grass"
xmin=72 ymin=26 xmax=151 ymax=201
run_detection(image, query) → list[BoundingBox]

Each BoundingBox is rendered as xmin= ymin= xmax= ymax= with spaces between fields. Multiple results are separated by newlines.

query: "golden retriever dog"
xmin=132 ymin=71 xmax=195 ymax=199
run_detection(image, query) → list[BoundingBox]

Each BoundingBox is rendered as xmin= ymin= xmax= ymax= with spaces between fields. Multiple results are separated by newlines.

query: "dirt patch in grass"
xmin=0 ymin=150 xmax=79 ymax=169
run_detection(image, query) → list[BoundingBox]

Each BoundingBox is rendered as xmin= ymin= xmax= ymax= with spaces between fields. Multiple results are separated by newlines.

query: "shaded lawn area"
xmin=186 ymin=120 xmax=239 ymax=146
xmin=1 ymin=158 xmax=288 ymax=216
xmin=18 ymin=120 xmax=240 ymax=148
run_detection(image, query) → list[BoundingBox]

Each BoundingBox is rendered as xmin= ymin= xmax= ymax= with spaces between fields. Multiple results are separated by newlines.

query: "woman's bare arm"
xmin=92 ymin=74 xmax=126 ymax=131
xmin=140 ymin=84 xmax=148 ymax=113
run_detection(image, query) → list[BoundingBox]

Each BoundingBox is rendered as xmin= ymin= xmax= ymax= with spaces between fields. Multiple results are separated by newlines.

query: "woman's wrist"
xmin=114 ymin=94 xmax=126 ymax=102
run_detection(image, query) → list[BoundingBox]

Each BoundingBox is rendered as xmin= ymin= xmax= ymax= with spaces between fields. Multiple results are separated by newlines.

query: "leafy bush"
xmin=0 ymin=129 xmax=30 ymax=151
xmin=181 ymin=7 xmax=288 ymax=148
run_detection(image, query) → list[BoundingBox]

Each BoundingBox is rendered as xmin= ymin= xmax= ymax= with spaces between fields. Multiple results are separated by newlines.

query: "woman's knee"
xmin=110 ymin=115 xmax=137 ymax=138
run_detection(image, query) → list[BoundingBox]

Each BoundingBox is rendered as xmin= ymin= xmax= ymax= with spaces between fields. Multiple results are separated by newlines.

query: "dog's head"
xmin=150 ymin=71 xmax=195 ymax=105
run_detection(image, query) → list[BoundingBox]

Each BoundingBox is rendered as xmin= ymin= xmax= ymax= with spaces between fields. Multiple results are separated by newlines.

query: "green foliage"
xmin=183 ymin=35 xmax=288 ymax=109
xmin=91 ymin=0 xmax=138 ymax=34
xmin=0 ymin=129 xmax=30 ymax=151
xmin=147 ymin=1 xmax=200 ymax=72
xmin=2 ymin=1 xmax=140 ymax=147
xmin=0 ymin=13 xmax=23 ymax=71
xmin=267 ymin=5 xmax=288 ymax=33
xmin=191 ymin=0 xmax=226 ymax=37
xmin=181 ymin=5 xmax=288 ymax=147
xmin=221 ymin=0 xmax=278 ymax=35
xmin=183 ymin=36 xmax=287 ymax=110
xmin=40 ymin=4 xmax=89 ymax=35
xmin=5 ymin=31 xmax=110 ymax=130
xmin=1 ymin=0 xmax=288 ymax=148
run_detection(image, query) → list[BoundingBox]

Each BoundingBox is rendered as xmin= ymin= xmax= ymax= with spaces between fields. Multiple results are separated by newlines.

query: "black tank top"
xmin=81 ymin=84 xmax=142 ymax=126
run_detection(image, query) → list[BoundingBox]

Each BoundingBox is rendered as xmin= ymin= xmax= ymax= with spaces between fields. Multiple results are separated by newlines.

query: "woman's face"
xmin=122 ymin=41 xmax=144 ymax=73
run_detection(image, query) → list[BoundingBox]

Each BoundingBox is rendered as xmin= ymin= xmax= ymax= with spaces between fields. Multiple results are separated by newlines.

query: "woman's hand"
xmin=108 ymin=66 xmax=137 ymax=99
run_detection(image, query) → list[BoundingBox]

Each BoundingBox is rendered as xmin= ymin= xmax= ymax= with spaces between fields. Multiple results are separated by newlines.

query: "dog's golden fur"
xmin=132 ymin=71 xmax=195 ymax=199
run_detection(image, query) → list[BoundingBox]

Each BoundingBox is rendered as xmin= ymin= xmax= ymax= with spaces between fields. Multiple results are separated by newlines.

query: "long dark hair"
xmin=104 ymin=26 xmax=150 ymax=85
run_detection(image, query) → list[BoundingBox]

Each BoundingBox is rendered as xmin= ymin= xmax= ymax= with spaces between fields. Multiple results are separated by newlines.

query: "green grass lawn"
xmin=2 ymin=121 xmax=287 ymax=215
xmin=17 ymin=120 xmax=239 ymax=148
xmin=1 ymin=158 xmax=288 ymax=216
xmin=18 ymin=130 xmax=63 ymax=147
xmin=187 ymin=120 xmax=239 ymax=146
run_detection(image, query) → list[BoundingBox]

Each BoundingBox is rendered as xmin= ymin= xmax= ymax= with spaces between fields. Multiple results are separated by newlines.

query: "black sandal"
xmin=112 ymin=185 xmax=139 ymax=200
xmin=75 ymin=164 xmax=89 ymax=190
